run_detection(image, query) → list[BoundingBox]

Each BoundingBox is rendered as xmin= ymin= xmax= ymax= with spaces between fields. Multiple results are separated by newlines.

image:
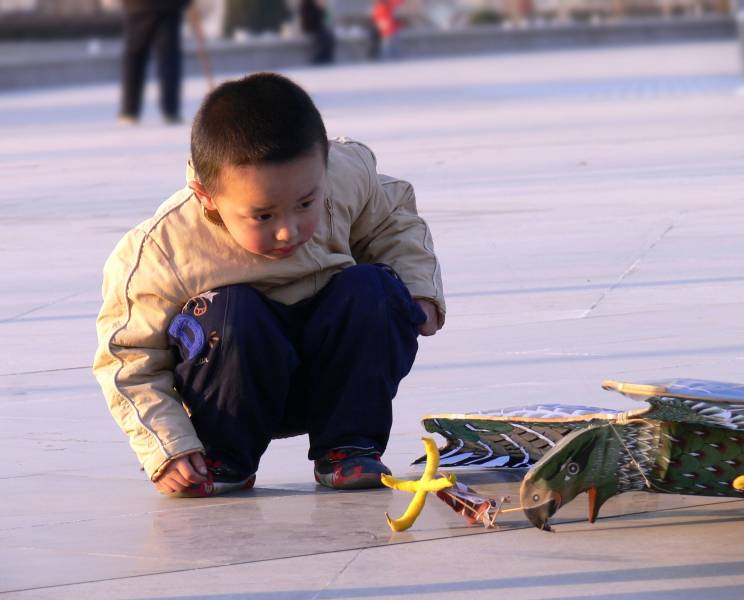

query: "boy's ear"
xmin=188 ymin=179 xmax=218 ymax=211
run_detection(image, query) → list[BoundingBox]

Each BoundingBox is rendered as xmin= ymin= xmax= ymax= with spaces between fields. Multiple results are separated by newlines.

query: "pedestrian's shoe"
xmin=117 ymin=114 xmax=138 ymax=126
xmin=171 ymin=457 xmax=256 ymax=498
xmin=314 ymin=446 xmax=391 ymax=490
xmin=163 ymin=113 xmax=184 ymax=125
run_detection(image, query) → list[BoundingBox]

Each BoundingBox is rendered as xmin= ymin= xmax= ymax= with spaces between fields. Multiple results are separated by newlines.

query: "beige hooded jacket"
xmin=93 ymin=138 xmax=445 ymax=480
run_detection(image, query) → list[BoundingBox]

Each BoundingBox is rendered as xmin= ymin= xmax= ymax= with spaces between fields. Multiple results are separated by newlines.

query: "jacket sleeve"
xmin=347 ymin=142 xmax=446 ymax=326
xmin=93 ymin=227 xmax=204 ymax=480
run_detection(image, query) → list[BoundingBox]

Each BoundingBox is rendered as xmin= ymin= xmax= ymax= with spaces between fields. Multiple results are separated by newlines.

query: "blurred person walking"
xmin=119 ymin=0 xmax=192 ymax=125
xmin=299 ymin=0 xmax=335 ymax=65
xmin=507 ymin=0 xmax=533 ymax=24
xmin=371 ymin=0 xmax=402 ymax=60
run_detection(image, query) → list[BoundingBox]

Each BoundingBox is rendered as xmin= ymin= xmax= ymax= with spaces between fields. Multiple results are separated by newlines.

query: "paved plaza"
xmin=2 ymin=40 xmax=744 ymax=598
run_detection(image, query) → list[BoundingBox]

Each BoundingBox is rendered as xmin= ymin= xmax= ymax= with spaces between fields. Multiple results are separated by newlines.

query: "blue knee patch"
xmin=168 ymin=314 xmax=206 ymax=361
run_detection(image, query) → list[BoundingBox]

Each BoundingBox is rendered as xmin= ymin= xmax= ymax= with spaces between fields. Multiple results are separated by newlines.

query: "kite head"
xmin=520 ymin=425 xmax=623 ymax=530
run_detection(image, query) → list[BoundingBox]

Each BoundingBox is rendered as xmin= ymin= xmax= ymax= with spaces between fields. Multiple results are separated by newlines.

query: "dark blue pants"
xmin=168 ymin=264 xmax=426 ymax=475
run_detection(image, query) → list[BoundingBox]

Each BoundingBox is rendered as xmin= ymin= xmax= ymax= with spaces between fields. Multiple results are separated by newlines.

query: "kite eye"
xmin=532 ymin=494 xmax=540 ymax=502
xmin=566 ymin=462 xmax=580 ymax=476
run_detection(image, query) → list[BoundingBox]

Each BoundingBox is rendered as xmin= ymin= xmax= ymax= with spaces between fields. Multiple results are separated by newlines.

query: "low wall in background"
xmin=0 ymin=16 xmax=736 ymax=92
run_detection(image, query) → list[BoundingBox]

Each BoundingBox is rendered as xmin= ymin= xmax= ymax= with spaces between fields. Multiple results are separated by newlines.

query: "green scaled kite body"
xmin=520 ymin=379 xmax=744 ymax=530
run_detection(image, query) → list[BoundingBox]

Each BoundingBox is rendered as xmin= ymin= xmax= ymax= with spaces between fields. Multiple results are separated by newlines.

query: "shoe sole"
xmin=314 ymin=470 xmax=386 ymax=490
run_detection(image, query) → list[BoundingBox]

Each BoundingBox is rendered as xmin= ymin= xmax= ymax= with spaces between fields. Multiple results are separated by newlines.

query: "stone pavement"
xmin=1 ymin=40 xmax=744 ymax=598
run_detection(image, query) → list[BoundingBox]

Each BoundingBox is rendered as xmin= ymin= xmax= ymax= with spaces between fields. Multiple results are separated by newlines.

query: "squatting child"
xmin=94 ymin=73 xmax=445 ymax=497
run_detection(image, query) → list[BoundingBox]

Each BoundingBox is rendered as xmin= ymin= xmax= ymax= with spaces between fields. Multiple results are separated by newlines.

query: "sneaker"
xmin=314 ymin=446 xmax=391 ymax=490
xmin=117 ymin=114 xmax=138 ymax=126
xmin=171 ymin=457 xmax=256 ymax=498
xmin=163 ymin=114 xmax=184 ymax=125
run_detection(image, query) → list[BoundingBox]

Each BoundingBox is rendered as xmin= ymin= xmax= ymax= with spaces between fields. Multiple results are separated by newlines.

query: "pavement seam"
xmin=583 ymin=220 xmax=676 ymax=317
xmin=309 ymin=548 xmax=365 ymax=600
xmin=0 ymin=291 xmax=82 ymax=323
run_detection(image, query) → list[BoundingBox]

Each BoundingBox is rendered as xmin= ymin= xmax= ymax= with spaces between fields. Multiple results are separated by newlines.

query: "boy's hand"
xmin=153 ymin=452 xmax=208 ymax=494
xmin=415 ymin=299 xmax=440 ymax=336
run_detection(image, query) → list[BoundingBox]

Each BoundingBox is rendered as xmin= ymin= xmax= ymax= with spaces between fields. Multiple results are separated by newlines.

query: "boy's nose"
xmin=275 ymin=222 xmax=296 ymax=243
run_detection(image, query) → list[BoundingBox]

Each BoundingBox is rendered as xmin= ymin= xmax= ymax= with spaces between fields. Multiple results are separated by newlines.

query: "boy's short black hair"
xmin=191 ymin=72 xmax=329 ymax=193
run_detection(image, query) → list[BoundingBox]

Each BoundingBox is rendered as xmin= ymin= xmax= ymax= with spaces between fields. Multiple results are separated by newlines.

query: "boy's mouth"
xmin=271 ymin=244 xmax=298 ymax=257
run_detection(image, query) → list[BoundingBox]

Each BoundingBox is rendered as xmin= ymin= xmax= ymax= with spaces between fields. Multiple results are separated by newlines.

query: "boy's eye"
xmin=299 ymin=199 xmax=315 ymax=209
xmin=253 ymin=213 xmax=272 ymax=223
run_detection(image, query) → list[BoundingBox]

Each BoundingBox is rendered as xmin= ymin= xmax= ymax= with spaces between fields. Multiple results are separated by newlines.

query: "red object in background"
xmin=372 ymin=0 xmax=402 ymax=38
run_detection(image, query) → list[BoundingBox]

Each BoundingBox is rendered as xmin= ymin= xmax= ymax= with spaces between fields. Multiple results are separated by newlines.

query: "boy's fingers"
xmin=414 ymin=300 xmax=439 ymax=336
xmin=168 ymin=470 xmax=193 ymax=489
xmin=418 ymin=316 xmax=437 ymax=336
xmin=155 ymin=479 xmax=176 ymax=494
xmin=176 ymin=456 xmax=207 ymax=483
xmin=189 ymin=452 xmax=208 ymax=476
xmin=419 ymin=323 xmax=437 ymax=336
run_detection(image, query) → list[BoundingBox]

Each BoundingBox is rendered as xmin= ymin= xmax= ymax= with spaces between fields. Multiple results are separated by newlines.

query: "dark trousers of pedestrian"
xmin=310 ymin=28 xmax=335 ymax=64
xmin=120 ymin=6 xmax=186 ymax=120
xmin=168 ymin=264 xmax=426 ymax=476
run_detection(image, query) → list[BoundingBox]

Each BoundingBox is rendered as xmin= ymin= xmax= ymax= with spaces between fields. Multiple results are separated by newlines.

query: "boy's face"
xmin=192 ymin=147 xmax=326 ymax=259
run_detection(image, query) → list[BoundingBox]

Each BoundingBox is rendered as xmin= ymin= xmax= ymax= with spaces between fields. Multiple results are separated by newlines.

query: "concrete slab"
xmin=1 ymin=40 xmax=744 ymax=597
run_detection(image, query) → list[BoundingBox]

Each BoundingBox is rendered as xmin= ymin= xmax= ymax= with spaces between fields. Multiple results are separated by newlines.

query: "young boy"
xmin=94 ymin=73 xmax=445 ymax=497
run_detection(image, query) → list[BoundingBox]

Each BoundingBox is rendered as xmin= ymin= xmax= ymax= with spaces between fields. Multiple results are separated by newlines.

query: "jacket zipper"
xmin=325 ymin=197 xmax=334 ymax=239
